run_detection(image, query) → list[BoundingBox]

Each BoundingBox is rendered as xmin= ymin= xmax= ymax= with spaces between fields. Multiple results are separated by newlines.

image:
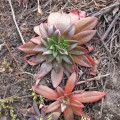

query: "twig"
xmin=93 ymin=2 xmax=120 ymax=16
xmin=97 ymin=12 xmax=120 ymax=57
xmin=8 ymin=0 xmax=25 ymax=44
xmin=100 ymin=73 xmax=108 ymax=118
xmin=77 ymin=74 xmax=110 ymax=85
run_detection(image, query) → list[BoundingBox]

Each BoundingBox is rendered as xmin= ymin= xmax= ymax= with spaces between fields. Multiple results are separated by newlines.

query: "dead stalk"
xmin=8 ymin=0 xmax=25 ymax=44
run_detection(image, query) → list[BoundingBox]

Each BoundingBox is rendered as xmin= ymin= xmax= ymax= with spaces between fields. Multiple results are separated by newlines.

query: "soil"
xmin=0 ymin=0 xmax=120 ymax=120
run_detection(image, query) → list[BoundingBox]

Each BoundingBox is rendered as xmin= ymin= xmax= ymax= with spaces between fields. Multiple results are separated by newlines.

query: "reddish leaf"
xmin=48 ymin=12 xmax=61 ymax=26
xmin=72 ymin=107 xmax=85 ymax=117
xmin=74 ymin=17 xmax=98 ymax=34
xmin=62 ymin=25 xmax=75 ymax=38
xmin=48 ymin=13 xmax=71 ymax=34
xmin=73 ymin=30 xmax=96 ymax=45
xmin=52 ymin=108 xmax=61 ymax=120
xmin=55 ymin=13 xmax=71 ymax=33
xmin=87 ymin=56 xmax=95 ymax=65
xmin=33 ymin=45 xmax=46 ymax=52
xmin=56 ymin=86 xmax=64 ymax=97
xmin=74 ymin=55 xmax=92 ymax=67
xmin=18 ymin=41 xmax=37 ymax=54
xmin=64 ymin=72 xmax=77 ymax=94
xmin=70 ymin=46 xmax=88 ymax=55
xmin=46 ymin=101 xmax=61 ymax=113
xmin=64 ymin=106 xmax=74 ymax=120
xmin=34 ymin=23 xmax=48 ymax=37
xmin=51 ymin=68 xmax=64 ymax=88
xmin=70 ymin=99 xmax=84 ymax=108
xmin=54 ymin=29 xmax=61 ymax=39
xmin=36 ymin=62 xmax=52 ymax=80
xmin=71 ymin=91 xmax=106 ymax=103
xmin=32 ymin=85 xmax=58 ymax=100
xmin=63 ymin=63 xmax=74 ymax=73
xmin=24 ymin=54 xmax=46 ymax=66
xmin=39 ymin=23 xmax=48 ymax=38
xmin=69 ymin=9 xmax=86 ymax=24
xmin=31 ymin=36 xmax=42 ymax=45
xmin=34 ymin=25 xmax=41 ymax=36
xmin=48 ymin=25 xmax=56 ymax=35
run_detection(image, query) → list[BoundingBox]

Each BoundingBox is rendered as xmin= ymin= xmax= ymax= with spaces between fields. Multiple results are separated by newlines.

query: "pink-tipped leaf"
xmin=74 ymin=55 xmax=92 ymax=67
xmin=64 ymin=72 xmax=77 ymax=94
xmin=36 ymin=62 xmax=52 ymax=80
xmin=70 ymin=46 xmax=89 ymax=55
xmin=71 ymin=91 xmax=106 ymax=103
xmin=56 ymin=86 xmax=64 ymax=97
xmin=46 ymin=100 xmax=61 ymax=113
xmin=73 ymin=30 xmax=96 ymax=45
xmin=70 ymin=99 xmax=84 ymax=108
xmin=74 ymin=17 xmax=98 ymax=34
xmin=18 ymin=41 xmax=37 ymax=54
xmin=31 ymin=36 xmax=42 ymax=45
xmin=64 ymin=106 xmax=74 ymax=120
xmin=51 ymin=68 xmax=64 ymax=88
xmin=24 ymin=54 xmax=46 ymax=66
xmin=32 ymin=85 xmax=58 ymax=100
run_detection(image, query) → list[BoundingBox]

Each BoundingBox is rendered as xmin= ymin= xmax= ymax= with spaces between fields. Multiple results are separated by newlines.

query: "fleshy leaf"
xmin=63 ymin=63 xmax=74 ymax=73
xmin=73 ymin=30 xmax=96 ymax=45
xmin=33 ymin=101 xmax=41 ymax=116
xmin=56 ymin=86 xmax=64 ymax=97
xmin=74 ymin=17 xmax=98 ymax=34
xmin=31 ymin=36 xmax=42 ymax=45
xmin=62 ymin=25 xmax=75 ymax=38
xmin=70 ymin=46 xmax=88 ymax=55
xmin=74 ymin=55 xmax=92 ymax=67
xmin=64 ymin=72 xmax=77 ymax=94
xmin=24 ymin=54 xmax=46 ymax=66
xmin=39 ymin=23 xmax=48 ymax=37
xmin=55 ymin=13 xmax=71 ymax=34
xmin=72 ymin=107 xmax=85 ymax=117
xmin=61 ymin=103 xmax=67 ymax=112
xmin=69 ymin=9 xmax=86 ymax=24
xmin=64 ymin=106 xmax=74 ymax=120
xmin=69 ymin=43 xmax=78 ymax=50
xmin=54 ymin=29 xmax=61 ymax=40
xmin=34 ymin=23 xmax=48 ymax=36
xmin=87 ymin=56 xmax=95 ymax=65
xmin=32 ymin=85 xmax=58 ymax=100
xmin=46 ymin=101 xmax=61 ymax=113
xmin=41 ymin=38 xmax=48 ymax=47
xmin=43 ymin=50 xmax=52 ymax=55
xmin=52 ymin=61 xmax=62 ymax=73
xmin=18 ymin=42 xmax=37 ymax=54
xmin=71 ymin=91 xmax=106 ymax=103
xmin=51 ymin=108 xmax=61 ymax=120
xmin=33 ymin=45 xmax=46 ymax=52
xmin=36 ymin=62 xmax=52 ymax=80
xmin=48 ymin=12 xmax=61 ymax=26
xmin=47 ymin=55 xmax=55 ymax=63
xmin=48 ymin=25 xmax=56 ymax=36
xmin=51 ymin=68 xmax=64 ymax=88
xmin=63 ymin=56 xmax=73 ymax=64
xmin=70 ymin=99 xmax=84 ymax=108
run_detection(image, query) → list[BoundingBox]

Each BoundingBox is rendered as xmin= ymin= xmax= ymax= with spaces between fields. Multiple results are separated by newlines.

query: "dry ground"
xmin=0 ymin=0 xmax=120 ymax=120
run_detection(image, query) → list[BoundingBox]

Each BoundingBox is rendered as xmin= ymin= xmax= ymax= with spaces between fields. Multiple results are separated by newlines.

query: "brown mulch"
xmin=0 ymin=0 xmax=120 ymax=120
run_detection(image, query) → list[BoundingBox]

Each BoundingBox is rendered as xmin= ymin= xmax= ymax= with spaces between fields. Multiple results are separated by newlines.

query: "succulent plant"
xmin=32 ymin=72 xmax=106 ymax=120
xmin=18 ymin=9 xmax=97 ymax=88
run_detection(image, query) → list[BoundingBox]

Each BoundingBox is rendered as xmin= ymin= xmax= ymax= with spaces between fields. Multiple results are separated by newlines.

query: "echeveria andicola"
xmin=32 ymin=72 xmax=106 ymax=120
xmin=18 ymin=10 xmax=98 ymax=88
